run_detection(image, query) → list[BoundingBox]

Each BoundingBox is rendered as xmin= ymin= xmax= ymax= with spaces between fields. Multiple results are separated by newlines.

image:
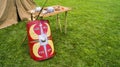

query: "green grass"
xmin=0 ymin=0 xmax=120 ymax=67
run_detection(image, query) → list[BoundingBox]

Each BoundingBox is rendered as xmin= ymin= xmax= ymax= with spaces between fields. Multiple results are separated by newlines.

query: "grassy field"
xmin=0 ymin=0 xmax=120 ymax=67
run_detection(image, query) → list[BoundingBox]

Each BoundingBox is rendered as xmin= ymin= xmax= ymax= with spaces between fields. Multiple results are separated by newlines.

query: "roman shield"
xmin=26 ymin=20 xmax=55 ymax=61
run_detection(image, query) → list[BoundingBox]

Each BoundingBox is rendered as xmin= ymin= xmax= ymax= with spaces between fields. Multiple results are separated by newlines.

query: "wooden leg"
xmin=64 ymin=11 xmax=68 ymax=34
xmin=56 ymin=14 xmax=59 ymax=30
xmin=56 ymin=14 xmax=62 ymax=32
xmin=31 ymin=13 xmax=33 ymax=21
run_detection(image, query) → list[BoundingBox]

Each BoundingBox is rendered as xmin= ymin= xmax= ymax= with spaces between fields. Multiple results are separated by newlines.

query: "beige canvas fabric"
xmin=0 ymin=0 xmax=36 ymax=29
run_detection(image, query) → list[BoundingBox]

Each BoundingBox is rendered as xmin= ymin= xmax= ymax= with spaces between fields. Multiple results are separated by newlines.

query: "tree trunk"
xmin=0 ymin=0 xmax=36 ymax=29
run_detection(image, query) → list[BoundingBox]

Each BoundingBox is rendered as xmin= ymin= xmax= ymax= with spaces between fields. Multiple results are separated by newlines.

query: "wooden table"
xmin=30 ymin=5 xmax=71 ymax=34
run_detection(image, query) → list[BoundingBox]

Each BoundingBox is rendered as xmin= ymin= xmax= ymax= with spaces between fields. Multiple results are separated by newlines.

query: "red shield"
xmin=26 ymin=20 xmax=55 ymax=61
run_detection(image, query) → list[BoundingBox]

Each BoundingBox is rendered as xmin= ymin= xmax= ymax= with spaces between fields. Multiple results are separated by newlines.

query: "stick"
xmin=36 ymin=0 xmax=48 ymax=20
xmin=20 ymin=34 xmax=27 ymax=45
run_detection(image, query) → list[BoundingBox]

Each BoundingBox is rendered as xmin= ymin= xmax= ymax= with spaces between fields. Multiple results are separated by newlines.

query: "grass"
xmin=0 ymin=0 xmax=120 ymax=67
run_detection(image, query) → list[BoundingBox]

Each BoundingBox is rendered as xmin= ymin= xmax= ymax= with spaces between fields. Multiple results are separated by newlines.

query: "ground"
xmin=0 ymin=0 xmax=120 ymax=67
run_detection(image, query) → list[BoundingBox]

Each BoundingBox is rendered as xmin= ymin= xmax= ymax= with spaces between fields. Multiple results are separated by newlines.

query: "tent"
xmin=0 ymin=0 xmax=36 ymax=29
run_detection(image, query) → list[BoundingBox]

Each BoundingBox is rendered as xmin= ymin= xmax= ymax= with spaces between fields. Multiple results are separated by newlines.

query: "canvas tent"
xmin=0 ymin=0 xmax=36 ymax=29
